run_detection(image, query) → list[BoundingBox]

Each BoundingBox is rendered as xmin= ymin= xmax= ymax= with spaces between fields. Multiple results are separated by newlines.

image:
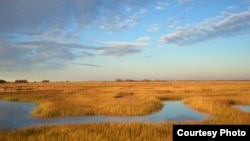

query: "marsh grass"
xmin=0 ymin=81 xmax=250 ymax=141
xmin=0 ymin=123 xmax=173 ymax=141
xmin=0 ymin=82 xmax=166 ymax=117
xmin=183 ymin=96 xmax=250 ymax=124
xmin=113 ymin=91 xmax=134 ymax=98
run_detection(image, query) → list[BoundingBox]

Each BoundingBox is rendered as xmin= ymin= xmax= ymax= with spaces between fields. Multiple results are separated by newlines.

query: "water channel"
xmin=0 ymin=100 xmax=208 ymax=130
xmin=234 ymin=105 xmax=250 ymax=113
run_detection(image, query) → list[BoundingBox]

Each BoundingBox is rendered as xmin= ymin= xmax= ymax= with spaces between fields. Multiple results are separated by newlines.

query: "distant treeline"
xmin=0 ymin=79 xmax=7 ymax=83
xmin=115 ymin=79 xmax=165 ymax=82
xmin=0 ymin=79 xmax=51 ymax=83
xmin=42 ymin=80 xmax=50 ymax=83
xmin=15 ymin=80 xmax=28 ymax=83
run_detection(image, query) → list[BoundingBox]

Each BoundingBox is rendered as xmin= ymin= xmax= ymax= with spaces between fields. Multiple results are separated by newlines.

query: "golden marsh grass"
xmin=0 ymin=81 xmax=250 ymax=141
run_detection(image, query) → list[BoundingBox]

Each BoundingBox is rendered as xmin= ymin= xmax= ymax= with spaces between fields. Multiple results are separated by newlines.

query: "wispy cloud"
xmin=105 ymin=42 xmax=147 ymax=48
xmin=100 ymin=42 xmax=148 ymax=57
xmin=0 ymin=38 xmax=148 ymax=70
xmin=0 ymin=40 xmax=104 ymax=70
xmin=178 ymin=0 xmax=192 ymax=5
xmin=82 ymin=51 xmax=95 ymax=57
xmin=226 ymin=5 xmax=237 ymax=11
xmin=0 ymin=41 xmax=31 ymax=71
xmin=0 ymin=0 xmax=154 ymax=71
xmin=71 ymin=63 xmax=101 ymax=68
xmin=137 ymin=36 xmax=152 ymax=42
xmin=161 ymin=11 xmax=250 ymax=46
xmin=0 ymin=0 xmax=149 ymax=35
xmin=165 ymin=17 xmax=179 ymax=28
xmin=98 ymin=8 xmax=146 ymax=32
xmin=156 ymin=1 xmax=170 ymax=6
xmin=155 ymin=1 xmax=170 ymax=10
xmin=145 ymin=24 xmax=163 ymax=32
xmin=155 ymin=6 xmax=165 ymax=10
xmin=17 ymin=40 xmax=99 ymax=50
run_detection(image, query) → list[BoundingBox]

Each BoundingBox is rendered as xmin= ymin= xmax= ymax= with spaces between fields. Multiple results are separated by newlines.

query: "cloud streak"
xmin=0 ymin=0 xmax=153 ymax=71
xmin=145 ymin=24 xmax=163 ymax=32
xmin=137 ymin=36 xmax=152 ymax=42
xmin=98 ymin=8 xmax=147 ymax=32
xmin=17 ymin=40 xmax=102 ymax=50
xmin=71 ymin=63 xmax=101 ymax=68
xmin=100 ymin=42 xmax=148 ymax=57
xmin=161 ymin=11 xmax=250 ymax=46
xmin=0 ymin=40 xmax=105 ymax=71
xmin=0 ymin=39 xmax=147 ymax=70
xmin=178 ymin=0 xmax=192 ymax=5
xmin=0 ymin=0 xmax=150 ymax=34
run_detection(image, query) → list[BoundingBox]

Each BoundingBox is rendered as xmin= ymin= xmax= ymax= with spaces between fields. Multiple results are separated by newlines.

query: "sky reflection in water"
xmin=235 ymin=105 xmax=250 ymax=113
xmin=0 ymin=100 xmax=208 ymax=130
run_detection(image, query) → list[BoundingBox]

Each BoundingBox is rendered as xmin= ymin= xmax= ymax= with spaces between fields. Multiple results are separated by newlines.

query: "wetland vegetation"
xmin=0 ymin=81 xmax=250 ymax=141
xmin=0 ymin=100 xmax=207 ymax=130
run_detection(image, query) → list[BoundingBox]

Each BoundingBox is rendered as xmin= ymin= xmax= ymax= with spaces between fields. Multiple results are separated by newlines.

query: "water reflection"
xmin=235 ymin=105 xmax=250 ymax=112
xmin=0 ymin=100 xmax=208 ymax=130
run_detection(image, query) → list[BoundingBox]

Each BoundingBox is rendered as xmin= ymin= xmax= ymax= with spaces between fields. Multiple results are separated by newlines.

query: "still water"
xmin=0 ymin=100 xmax=208 ymax=130
xmin=235 ymin=105 xmax=250 ymax=113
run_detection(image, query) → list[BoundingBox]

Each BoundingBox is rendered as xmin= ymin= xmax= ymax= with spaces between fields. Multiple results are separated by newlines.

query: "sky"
xmin=0 ymin=0 xmax=250 ymax=81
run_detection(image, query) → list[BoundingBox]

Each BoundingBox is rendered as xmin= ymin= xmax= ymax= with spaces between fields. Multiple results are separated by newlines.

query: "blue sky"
xmin=0 ymin=0 xmax=250 ymax=81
